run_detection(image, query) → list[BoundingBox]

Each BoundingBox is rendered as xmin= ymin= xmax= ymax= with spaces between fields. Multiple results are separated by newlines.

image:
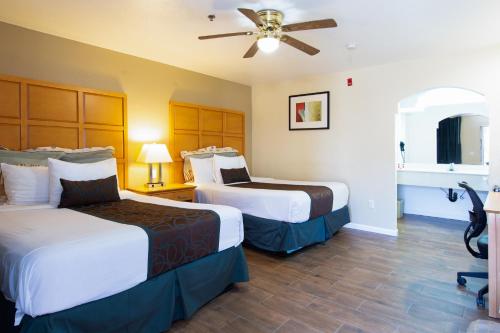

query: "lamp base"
xmin=146 ymin=163 xmax=165 ymax=188
xmin=146 ymin=181 xmax=164 ymax=189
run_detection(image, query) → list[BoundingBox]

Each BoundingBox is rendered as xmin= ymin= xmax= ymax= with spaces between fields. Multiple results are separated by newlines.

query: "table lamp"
xmin=137 ymin=143 xmax=172 ymax=188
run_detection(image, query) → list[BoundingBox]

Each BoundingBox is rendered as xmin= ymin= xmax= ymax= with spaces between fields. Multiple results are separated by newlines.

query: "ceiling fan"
xmin=198 ymin=8 xmax=337 ymax=58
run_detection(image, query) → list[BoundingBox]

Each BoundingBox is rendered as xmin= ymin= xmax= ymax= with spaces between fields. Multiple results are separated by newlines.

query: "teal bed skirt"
xmin=1 ymin=245 xmax=248 ymax=333
xmin=243 ymin=205 xmax=350 ymax=253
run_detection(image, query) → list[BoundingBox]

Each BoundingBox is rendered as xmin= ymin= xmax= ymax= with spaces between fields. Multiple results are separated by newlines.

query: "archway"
xmin=396 ymin=87 xmax=489 ymax=221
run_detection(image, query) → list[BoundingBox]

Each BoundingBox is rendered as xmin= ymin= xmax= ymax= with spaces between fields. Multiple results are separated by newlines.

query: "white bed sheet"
xmin=0 ymin=191 xmax=243 ymax=325
xmin=194 ymin=177 xmax=349 ymax=223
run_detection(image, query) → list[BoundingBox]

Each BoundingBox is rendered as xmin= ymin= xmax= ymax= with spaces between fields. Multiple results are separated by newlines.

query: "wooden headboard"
xmin=169 ymin=101 xmax=245 ymax=183
xmin=0 ymin=74 xmax=128 ymax=188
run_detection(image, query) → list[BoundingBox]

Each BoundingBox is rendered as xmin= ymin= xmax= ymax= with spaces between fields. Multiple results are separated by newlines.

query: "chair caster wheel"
xmin=477 ymin=297 xmax=485 ymax=308
xmin=457 ymin=277 xmax=467 ymax=286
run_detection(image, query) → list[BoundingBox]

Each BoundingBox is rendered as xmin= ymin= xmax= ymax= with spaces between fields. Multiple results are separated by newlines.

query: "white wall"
xmin=251 ymin=45 xmax=500 ymax=236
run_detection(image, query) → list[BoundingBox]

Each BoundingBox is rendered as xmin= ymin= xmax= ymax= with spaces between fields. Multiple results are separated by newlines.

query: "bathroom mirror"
xmin=397 ymin=88 xmax=489 ymax=166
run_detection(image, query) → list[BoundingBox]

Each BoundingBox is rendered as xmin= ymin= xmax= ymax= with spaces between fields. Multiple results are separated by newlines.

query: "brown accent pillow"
xmin=58 ymin=175 xmax=121 ymax=208
xmin=220 ymin=167 xmax=251 ymax=184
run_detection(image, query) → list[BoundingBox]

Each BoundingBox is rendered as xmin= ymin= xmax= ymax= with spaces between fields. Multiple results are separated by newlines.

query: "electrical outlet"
xmin=368 ymin=200 xmax=375 ymax=209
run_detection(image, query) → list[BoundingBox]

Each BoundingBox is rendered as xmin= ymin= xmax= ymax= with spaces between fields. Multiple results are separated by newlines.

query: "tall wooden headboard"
xmin=169 ymin=101 xmax=245 ymax=183
xmin=0 ymin=74 xmax=128 ymax=188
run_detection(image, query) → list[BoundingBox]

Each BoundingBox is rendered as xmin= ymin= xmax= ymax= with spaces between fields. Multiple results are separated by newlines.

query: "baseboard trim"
xmin=344 ymin=223 xmax=398 ymax=236
xmin=403 ymin=209 xmax=468 ymax=222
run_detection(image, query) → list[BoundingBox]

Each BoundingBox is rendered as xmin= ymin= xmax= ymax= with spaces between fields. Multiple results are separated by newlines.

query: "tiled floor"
xmin=171 ymin=215 xmax=499 ymax=332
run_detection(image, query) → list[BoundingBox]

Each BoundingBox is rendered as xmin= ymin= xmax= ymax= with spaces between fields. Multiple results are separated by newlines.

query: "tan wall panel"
xmin=173 ymin=133 xmax=198 ymax=160
xmin=0 ymin=124 xmax=21 ymax=150
xmin=28 ymin=125 xmax=79 ymax=149
xmin=169 ymin=101 xmax=245 ymax=183
xmin=225 ymin=113 xmax=244 ymax=134
xmin=27 ymin=85 xmax=78 ymax=122
xmin=200 ymin=134 xmax=223 ymax=148
xmin=117 ymin=162 xmax=125 ymax=189
xmin=84 ymin=129 xmax=124 ymax=158
xmin=223 ymin=136 xmax=244 ymax=153
xmin=0 ymin=74 xmax=127 ymax=186
xmin=0 ymin=80 xmax=20 ymax=119
xmin=173 ymin=105 xmax=199 ymax=131
xmin=172 ymin=161 xmax=185 ymax=183
xmin=201 ymin=109 xmax=223 ymax=132
xmin=84 ymin=93 xmax=123 ymax=126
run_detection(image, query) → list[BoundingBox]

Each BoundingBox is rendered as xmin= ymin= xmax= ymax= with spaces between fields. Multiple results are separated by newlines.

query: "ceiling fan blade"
xmin=281 ymin=19 xmax=337 ymax=32
xmin=243 ymin=41 xmax=259 ymax=58
xmin=281 ymin=35 xmax=320 ymax=55
xmin=198 ymin=31 xmax=253 ymax=40
xmin=238 ymin=8 xmax=264 ymax=27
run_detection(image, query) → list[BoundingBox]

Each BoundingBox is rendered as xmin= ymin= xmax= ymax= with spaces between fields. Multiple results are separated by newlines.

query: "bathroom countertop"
xmin=397 ymin=164 xmax=489 ymax=176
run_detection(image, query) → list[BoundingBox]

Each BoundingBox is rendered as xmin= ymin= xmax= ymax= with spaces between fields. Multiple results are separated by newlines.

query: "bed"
xmin=182 ymin=150 xmax=350 ymax=253
xmin=167 ymin=101 xmax=349 ymax=253
xmin=195 ymin=177 xmax=350 ymax=253
xmin=0 ymin=76 xmax=248 ymax=333
xmin=195 ymin=177 xmax=349 ymax=223
xmin=0 ymin=190 xmax=247 ymax=333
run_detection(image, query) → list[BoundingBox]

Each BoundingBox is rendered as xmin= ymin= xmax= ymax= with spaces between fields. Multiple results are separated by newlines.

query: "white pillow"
xmin=48 ymin=158 xmax=118 ymax=207
xmin=190 ymin=157 xmax=215 ymax=184
xmin=213 ymin=155 xmax=249 ymax=184
xmin=0 ymin=164 xmax=49 ymax=205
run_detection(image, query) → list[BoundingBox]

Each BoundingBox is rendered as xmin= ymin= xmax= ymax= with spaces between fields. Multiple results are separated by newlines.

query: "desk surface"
xmin=485 ymin=192 xmax=500 ymax=214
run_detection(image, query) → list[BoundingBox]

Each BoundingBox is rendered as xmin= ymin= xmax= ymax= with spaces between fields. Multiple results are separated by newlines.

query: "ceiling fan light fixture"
xmin=199 ymin=8 xmax=337 ymax=58
xmin=257 ymin=36 xmax=279 ymax=53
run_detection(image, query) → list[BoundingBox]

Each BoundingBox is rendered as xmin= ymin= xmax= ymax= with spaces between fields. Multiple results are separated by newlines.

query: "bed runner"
xmin=230 ymin=182 xmax=333 ymax=219
xmin=71 ymin=199 xmax=220 ymax=278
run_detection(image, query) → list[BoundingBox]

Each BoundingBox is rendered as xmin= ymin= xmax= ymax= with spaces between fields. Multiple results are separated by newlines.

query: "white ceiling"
xmin=1 ymin=0 xmax=500 ymax=85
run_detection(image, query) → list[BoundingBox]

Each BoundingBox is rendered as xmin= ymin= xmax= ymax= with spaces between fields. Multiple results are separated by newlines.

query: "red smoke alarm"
xmin=347 ymin=78 xmax=352 ymax=86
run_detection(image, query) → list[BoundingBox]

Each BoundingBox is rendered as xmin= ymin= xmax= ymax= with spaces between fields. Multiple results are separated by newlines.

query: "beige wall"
xmin=0 ymin=22 xmax=252 ymax=187
xmin=252 ymin=45 xmax=500 ymax=235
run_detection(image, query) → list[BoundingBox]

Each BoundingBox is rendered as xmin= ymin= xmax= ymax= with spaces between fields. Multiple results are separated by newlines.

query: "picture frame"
xmin=289 ymin=91 xmax=330 ymax=131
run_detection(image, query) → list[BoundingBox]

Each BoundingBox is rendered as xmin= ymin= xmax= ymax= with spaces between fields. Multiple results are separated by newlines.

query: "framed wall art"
xmin=289 ymin=91 xmax=330 ymax=130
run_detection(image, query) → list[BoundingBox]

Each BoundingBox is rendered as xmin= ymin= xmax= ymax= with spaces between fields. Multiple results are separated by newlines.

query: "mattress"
xmin=194 ymin=177 xmax=349 ymax=223
xmin=0 ymin=191 xmax=243 ymax=325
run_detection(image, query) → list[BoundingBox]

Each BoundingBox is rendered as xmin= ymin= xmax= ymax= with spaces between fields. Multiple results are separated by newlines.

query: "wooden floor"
xmin=171 ymin=215 xmax=499 ymax=333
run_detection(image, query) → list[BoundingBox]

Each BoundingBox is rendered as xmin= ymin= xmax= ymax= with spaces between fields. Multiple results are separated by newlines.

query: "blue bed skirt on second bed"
xmin=243 ymin=205 xmax=350 ymax=253
xmin=1 ymin=244 xmax=248 ymax=333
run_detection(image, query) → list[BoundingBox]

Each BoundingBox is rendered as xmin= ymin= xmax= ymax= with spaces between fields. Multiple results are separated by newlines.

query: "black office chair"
xmin=457 ymin=181 xmax=488 ymax=307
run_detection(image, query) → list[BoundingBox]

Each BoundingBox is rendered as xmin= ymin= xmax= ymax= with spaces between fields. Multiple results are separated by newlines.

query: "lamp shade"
xmin=137 ymin=143 xmax=172 ymax=163
xmin=257 ymin=37 xmax=279 ymax=53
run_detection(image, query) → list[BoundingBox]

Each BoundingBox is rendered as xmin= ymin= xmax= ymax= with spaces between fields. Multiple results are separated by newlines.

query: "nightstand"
xmin=128 ymin=184 xmax=196 ymax=202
